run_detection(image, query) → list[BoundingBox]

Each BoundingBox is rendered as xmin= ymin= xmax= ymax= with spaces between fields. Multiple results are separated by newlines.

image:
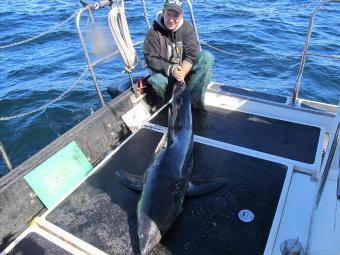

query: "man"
xmin=143 ymin=0 xmax=214 ymax=109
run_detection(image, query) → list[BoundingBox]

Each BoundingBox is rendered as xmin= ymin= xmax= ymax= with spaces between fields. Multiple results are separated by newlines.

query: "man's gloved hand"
xmin=172 ymin=65 xmax=185 ymax=81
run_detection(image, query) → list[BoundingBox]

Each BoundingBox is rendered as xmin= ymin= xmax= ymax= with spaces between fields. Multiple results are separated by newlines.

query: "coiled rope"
xmin=108 ymin=0 xmax=137 ymax=72
xmin=0 ymin=10 xmax=79 ymax=50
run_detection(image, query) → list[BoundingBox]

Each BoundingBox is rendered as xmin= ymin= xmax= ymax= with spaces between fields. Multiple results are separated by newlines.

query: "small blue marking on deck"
xmin=238 ymin=209 xmax=254 ymax=223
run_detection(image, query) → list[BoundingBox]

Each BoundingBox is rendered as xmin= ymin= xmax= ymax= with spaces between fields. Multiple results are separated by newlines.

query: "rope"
xmin=108 ymin=1 xmax=137 ymax=72
xmin=0 ymin=10 xmax=79 ymax=50
xmin=307 ymin=52 xmax=340 ymax=60
xmin=200 ymin=40 xmax=241 ymax=57
xmin=201 ymin=39 xmax=340 ymax=61
xmin=0 ymin=68 xmax=88 ymax=121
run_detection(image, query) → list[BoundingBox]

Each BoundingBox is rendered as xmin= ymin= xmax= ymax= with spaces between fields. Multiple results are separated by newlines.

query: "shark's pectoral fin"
xmin=186 ymin=177 xmax=228 ymax=197
xmin=115 ymin=170 xmax=143 ymax=192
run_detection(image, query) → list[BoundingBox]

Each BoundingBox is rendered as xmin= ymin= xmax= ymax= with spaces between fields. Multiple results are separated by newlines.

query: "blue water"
xmin=0 ymin=0 xmax=339 ymax=177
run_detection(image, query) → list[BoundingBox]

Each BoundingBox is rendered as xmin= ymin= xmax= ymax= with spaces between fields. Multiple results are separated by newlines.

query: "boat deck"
xmin=44 ymin=129 xmax=288 ymax=255
xmin=2 ymin=227 xmax=79 ymax=255
xmin=7 ymin=232 xmax=71 ymax=255
xmin=151 ymin=104 xmax=320 ymax=164
xmin=208 ymin=83 xmax=288 ymax=104
xmin=1 ymin=87 xmax=326 ymax=255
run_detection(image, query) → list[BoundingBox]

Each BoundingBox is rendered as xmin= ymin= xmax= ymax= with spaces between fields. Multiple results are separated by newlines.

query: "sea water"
xmin=0 ymin=0 xmax=339 ymax=177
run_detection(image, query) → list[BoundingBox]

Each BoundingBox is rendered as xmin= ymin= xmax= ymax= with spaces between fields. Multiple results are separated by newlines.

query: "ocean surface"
xmin=0 ymin=0 xmax=339 ymax=177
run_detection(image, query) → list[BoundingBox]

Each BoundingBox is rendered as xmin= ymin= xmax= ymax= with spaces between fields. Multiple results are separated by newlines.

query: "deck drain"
xmin=238 ymin=209 xmax=254 ymax=223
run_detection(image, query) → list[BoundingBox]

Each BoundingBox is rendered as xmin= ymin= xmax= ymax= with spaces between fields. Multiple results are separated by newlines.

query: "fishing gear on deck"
xmin=108 ymin=0 xmax=139 ymax=95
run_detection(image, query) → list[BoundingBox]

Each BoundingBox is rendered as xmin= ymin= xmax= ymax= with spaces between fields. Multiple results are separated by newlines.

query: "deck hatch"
xmin=151 ymin=105 xmax=320 ymax=164
xmin=209 ymin=83 xmax=288 ymax=103
xmin=3 ymin=232 xmax=72 ymax=255
xmin=23 ymin=141 xmax=93 ymax=209
xmin=45 ymin=129 xmax=288 ymax=255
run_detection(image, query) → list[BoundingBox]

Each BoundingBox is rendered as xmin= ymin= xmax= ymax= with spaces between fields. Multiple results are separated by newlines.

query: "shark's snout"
xmin=138 ymin=215 xmax=162 ymax=255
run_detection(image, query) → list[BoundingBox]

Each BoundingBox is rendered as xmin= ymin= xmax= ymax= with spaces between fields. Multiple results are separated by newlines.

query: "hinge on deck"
xmin=123 ymin=99 xmax=151 ymax=132
xmin=280 ymin=238 xmax=304 ymax=255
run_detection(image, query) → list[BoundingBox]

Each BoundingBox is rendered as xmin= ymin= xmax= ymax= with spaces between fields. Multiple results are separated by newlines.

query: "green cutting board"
xmin=24 ymin=141 xmax=93 ymax=209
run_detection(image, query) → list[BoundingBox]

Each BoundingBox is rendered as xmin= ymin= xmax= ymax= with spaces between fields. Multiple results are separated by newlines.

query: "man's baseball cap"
xmin=164 ymin=0 xmax=183 ymax=14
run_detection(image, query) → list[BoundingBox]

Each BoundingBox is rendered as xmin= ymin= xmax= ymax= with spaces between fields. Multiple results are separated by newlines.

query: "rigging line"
xmin=307 ymin=52 xmax=340 ymax=60
xmin=0 ymin=10 xmax=79 ymax=49
xmin=201 ymin=40 xmax=340 ymax=60
xmin=0 ymin=68 xmax=88 ymax=121
xmin=201 ymin=40 xmax=297 ymax=59
xmin=200 ymin=40 xmax=241 ymax=57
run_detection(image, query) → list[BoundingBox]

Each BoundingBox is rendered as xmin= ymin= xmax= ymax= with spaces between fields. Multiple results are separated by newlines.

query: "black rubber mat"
xmin=209 ymin=83 xmax=287 ymax=103
xmin=151 ymin=105 xmax=320 ymax=164
xmin=7 ymin=232 xmax=71 ymax=255
xmin=46 ymin=129 xmax=288 ymax=255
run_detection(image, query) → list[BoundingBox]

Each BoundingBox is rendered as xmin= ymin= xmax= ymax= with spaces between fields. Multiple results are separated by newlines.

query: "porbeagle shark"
xmin=116 ymin=82 xmax=227 ymax=255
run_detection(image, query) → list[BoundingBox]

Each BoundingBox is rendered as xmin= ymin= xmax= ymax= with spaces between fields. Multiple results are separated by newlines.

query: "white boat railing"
xmin=76 ymin=0 xmax=339 ymax=110
xmin=76 ymin=0 xmax=113 ymax=107
xmin=76 ymin=0 xmax=202 ymax=107
xmin=292 ymin=0 xmax=340 ymax=105
xmin=0 ymin=142 xmax=12 ymax=172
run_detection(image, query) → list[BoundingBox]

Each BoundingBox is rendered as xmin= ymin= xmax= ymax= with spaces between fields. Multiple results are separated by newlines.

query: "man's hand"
xmin=172 ymin=61 xmax=193 ymax=82
xmin=172 ymin=65 xmax=184 ymax=81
